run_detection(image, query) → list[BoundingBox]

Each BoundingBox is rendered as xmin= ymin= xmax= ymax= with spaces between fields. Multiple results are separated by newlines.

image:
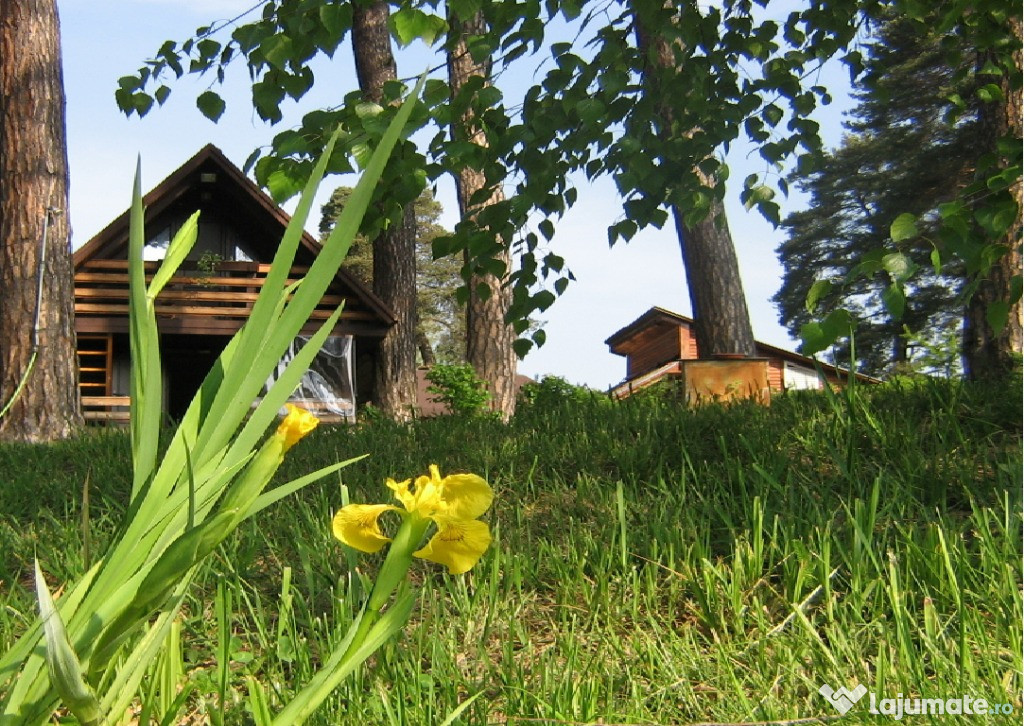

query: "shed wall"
xmin=627 ymin=327 xmax=686 ymax=378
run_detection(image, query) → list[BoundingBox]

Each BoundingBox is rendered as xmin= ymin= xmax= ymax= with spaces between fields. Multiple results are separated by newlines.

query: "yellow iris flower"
xmin=333 ymin=465 xmax=493 ymax=574
xmin=278 ymin=403 xmax=320 ymax=452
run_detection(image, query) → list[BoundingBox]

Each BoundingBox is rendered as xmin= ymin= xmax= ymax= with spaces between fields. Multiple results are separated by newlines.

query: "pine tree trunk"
xmin=447 ymin=11 xmax=518 ymax=419
xmin=634 ymin=1 xmax=757 ymax=358
xmin=963 ymin=15 xmax=1023 ymax=380
xmin=351 ymin=0 xmax=418 ymax=419
xmin=0 ymin=0 xmax=82 ymax=442
xmin=416 ymin=327 xmax=436 ymax=367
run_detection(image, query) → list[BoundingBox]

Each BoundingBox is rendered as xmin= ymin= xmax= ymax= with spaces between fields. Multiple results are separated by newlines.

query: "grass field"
xmin=1 ymin=377 xmax=1020 ymax=724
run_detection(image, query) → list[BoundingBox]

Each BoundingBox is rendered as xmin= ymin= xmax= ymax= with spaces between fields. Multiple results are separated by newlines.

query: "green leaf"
xmin=319 ymin=3 xmax=352 ymax=38
xmin=882 ymin=252 xmax=913 ymax=282
xmin=513 ymin=338 xmax=533 ymax=358
xmin=881 ymin=284 xmax=905 ymax=320
xmin=196 ymin=38 xmax=221 ymax=60
xmin=889 ymin=213 xmax=918 ymax=242
xmin=265 ymin=167 xmax=307 ymax=204
xmin=132 ymin=93 xmax=154 ymax=117
xmin=34 ymin=561 xmax=101 ymax=726
xmin=148 ymin=211 xmax=201 ymax=299
xmin=805 ymin=279 xmax=832 ymax=314
xmin=196 ymin=91 xmax=226 ymax=122
xmin=423 ymin=79 xmax=449 ymax=105
xmin=743 ymin=184 xmax=775 ymax=210
xmin=390 ymin=7 xmax=446 ymax=46
xmin=533 ymin=290 xmax=556 ymax=311
xmin=801 ymin=308 xmax=853 ymax=355
xmin=976 ymin=83 xmax=1003 ymax=103
xmin=449 ymin=0 xmax=482 ymax=21
xmin=117 ymin=75 xmax=142 ymax=92
xmin=986 ymin=301 xmax=1010 ymax=334
xmin=260 ymin=34 xmax=294 ymax=70
xmin=798 ymin=321 xmax=829 ymax=356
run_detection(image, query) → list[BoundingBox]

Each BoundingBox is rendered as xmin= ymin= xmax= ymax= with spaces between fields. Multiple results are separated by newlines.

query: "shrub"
xmin=517 ymin=375 xmax=608 ymax=411
xmin=424 ymin=364 xmax=491 ymax=417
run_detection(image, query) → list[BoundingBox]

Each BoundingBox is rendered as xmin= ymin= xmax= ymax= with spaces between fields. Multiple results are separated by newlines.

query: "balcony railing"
xmin=74 ymin=259 xmax=374 ymax=334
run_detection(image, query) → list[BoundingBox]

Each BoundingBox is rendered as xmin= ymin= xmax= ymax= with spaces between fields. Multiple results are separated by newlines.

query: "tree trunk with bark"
xmin=352 ymin=0 xmax=418 ymax=419
xmin=0 ymin=0 xmax=82 ymax=442
xmin=963 ymin=14 xmax=1023 ymax=380
xmin=447 ymin=10 xmax=518 ymax=420
xmin=416 ymin=326 xmax=436 ymax=367
xmin=634 ymin=1 xmax=758 ymax=358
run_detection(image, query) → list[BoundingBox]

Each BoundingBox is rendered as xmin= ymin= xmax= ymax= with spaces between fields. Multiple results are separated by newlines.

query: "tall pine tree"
xmin=0 ymin=0 xmax=82 ymax=441
xmin=774 ymin=14 xmax=979 ymax=376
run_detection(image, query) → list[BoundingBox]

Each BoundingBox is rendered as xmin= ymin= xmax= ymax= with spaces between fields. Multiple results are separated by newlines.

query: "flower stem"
xmin=341 ymin=513 xmax=429 ymax=661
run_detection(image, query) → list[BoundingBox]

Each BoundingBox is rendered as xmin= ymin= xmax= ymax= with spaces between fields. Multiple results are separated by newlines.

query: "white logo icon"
xmin=819 ymin=683 xmax=868 ymax=715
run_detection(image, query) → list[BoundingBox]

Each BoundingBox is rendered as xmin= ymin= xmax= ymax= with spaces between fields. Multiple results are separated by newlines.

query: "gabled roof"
xmin=606 ymin=306 xmax=881 ymax=383
xmin=73 ymin=143 xmax=395 ymax=326
xmin=604 ymin=306 xmax=691 ymax=355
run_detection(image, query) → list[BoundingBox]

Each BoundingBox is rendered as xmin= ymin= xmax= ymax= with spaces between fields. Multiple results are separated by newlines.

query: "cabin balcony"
xmin=74 ymin=259 xmax=361 ymax=423
xmin=73 ymin=259 xmax=375 ymax=337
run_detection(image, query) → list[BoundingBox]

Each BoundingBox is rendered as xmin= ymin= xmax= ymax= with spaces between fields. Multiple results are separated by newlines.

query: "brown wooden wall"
xmin=766 ymin=359 xmax=784 ymax=391
xmin=680 ymin=325 xmax=699 ymax=359
xmin=626 ymin=326 xmax=686 ymax=378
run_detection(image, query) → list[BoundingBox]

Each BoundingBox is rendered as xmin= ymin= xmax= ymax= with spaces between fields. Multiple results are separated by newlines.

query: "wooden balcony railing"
xmin=75 ymin=259 xmax=374 ymax=334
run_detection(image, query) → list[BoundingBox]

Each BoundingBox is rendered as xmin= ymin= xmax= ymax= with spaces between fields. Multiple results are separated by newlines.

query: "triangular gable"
xmin=73 ymin=144 xmax=395 ymax=328
xmin=604 ymin=306 xmax=693 ymax=357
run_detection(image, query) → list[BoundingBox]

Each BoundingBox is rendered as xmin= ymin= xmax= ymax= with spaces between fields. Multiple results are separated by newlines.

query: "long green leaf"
xmin=271 ymin=591 xmax=417 ymax=725
xmin=34 ymin=561 xmax=101 ymax=726
xmin=128 ymin=161 xmax=164 ymax=499
xmin=228 ymin=305 xmax=343 ymax=463
xmin=190 ymin=131 xmax=345 ymax=463
xmin=197 ymin=75 xmax=425 ymax=463
xmin=245 ymin=455 xmax=367 ymax=521
xmin=147 ymin=211 xmax=200 ymax=299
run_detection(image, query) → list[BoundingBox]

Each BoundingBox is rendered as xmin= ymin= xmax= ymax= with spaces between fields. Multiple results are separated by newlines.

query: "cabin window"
xmin=265 ymin=335 xmax=356 ymax=422
xmin=783 ymin=362 xmax=823 ymax=391
xmin=144 ymin=226 xmax=172 ymax=260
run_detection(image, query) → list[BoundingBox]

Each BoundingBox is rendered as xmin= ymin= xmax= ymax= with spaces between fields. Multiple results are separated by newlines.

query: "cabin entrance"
xmin=161 ymin=334 xmax=233 ymax=421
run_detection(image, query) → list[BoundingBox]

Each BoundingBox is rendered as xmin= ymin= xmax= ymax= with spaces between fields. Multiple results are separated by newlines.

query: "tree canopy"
xmin=115 ymin=0 xmax=1021 ymax=374
xmin=774 ymin=12 xmax=976 ymax=376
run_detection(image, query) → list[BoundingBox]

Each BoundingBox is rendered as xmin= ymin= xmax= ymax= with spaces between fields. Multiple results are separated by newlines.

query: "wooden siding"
xmin=766 ymin=358 xmax=784 ymax=391
xmin=75 ymin=259 xmax=381 ymax=336
xmin=680 ymin=324 xmax=699 ymax=359
xmin=626 ymin=325 xmax=686 ymax=378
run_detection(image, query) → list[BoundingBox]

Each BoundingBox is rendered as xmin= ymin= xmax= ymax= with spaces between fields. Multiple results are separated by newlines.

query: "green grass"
xmin=1 ymin=378 xmax=1021 ymax=724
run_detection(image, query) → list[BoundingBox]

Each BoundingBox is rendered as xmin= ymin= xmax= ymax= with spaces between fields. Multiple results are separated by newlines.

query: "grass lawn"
xmin=1 ymin=378 xmax=1020 ymax=724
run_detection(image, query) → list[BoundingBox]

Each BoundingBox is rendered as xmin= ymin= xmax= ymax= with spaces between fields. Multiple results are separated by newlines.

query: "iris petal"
xmin=386 ymin=478 xmax=415 ymax=511
xmin=332 ymin=504 xmax=398 ymax=553
xmin=413 ymin=518 xmax=492 ymax=574
xmin=438 ymin=473 xmax=493 ymax=520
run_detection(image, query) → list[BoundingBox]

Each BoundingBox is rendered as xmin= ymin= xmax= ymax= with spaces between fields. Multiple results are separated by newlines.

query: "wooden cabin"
xmin=73 ymin=144 xmax=395 ymax=423
xmin=605 ymin=307 xmax=877 ymax=400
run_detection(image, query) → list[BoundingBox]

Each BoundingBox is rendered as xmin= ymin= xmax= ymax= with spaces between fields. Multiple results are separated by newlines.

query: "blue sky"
xmin=59 ymin=0 xmax=854 ymax=389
